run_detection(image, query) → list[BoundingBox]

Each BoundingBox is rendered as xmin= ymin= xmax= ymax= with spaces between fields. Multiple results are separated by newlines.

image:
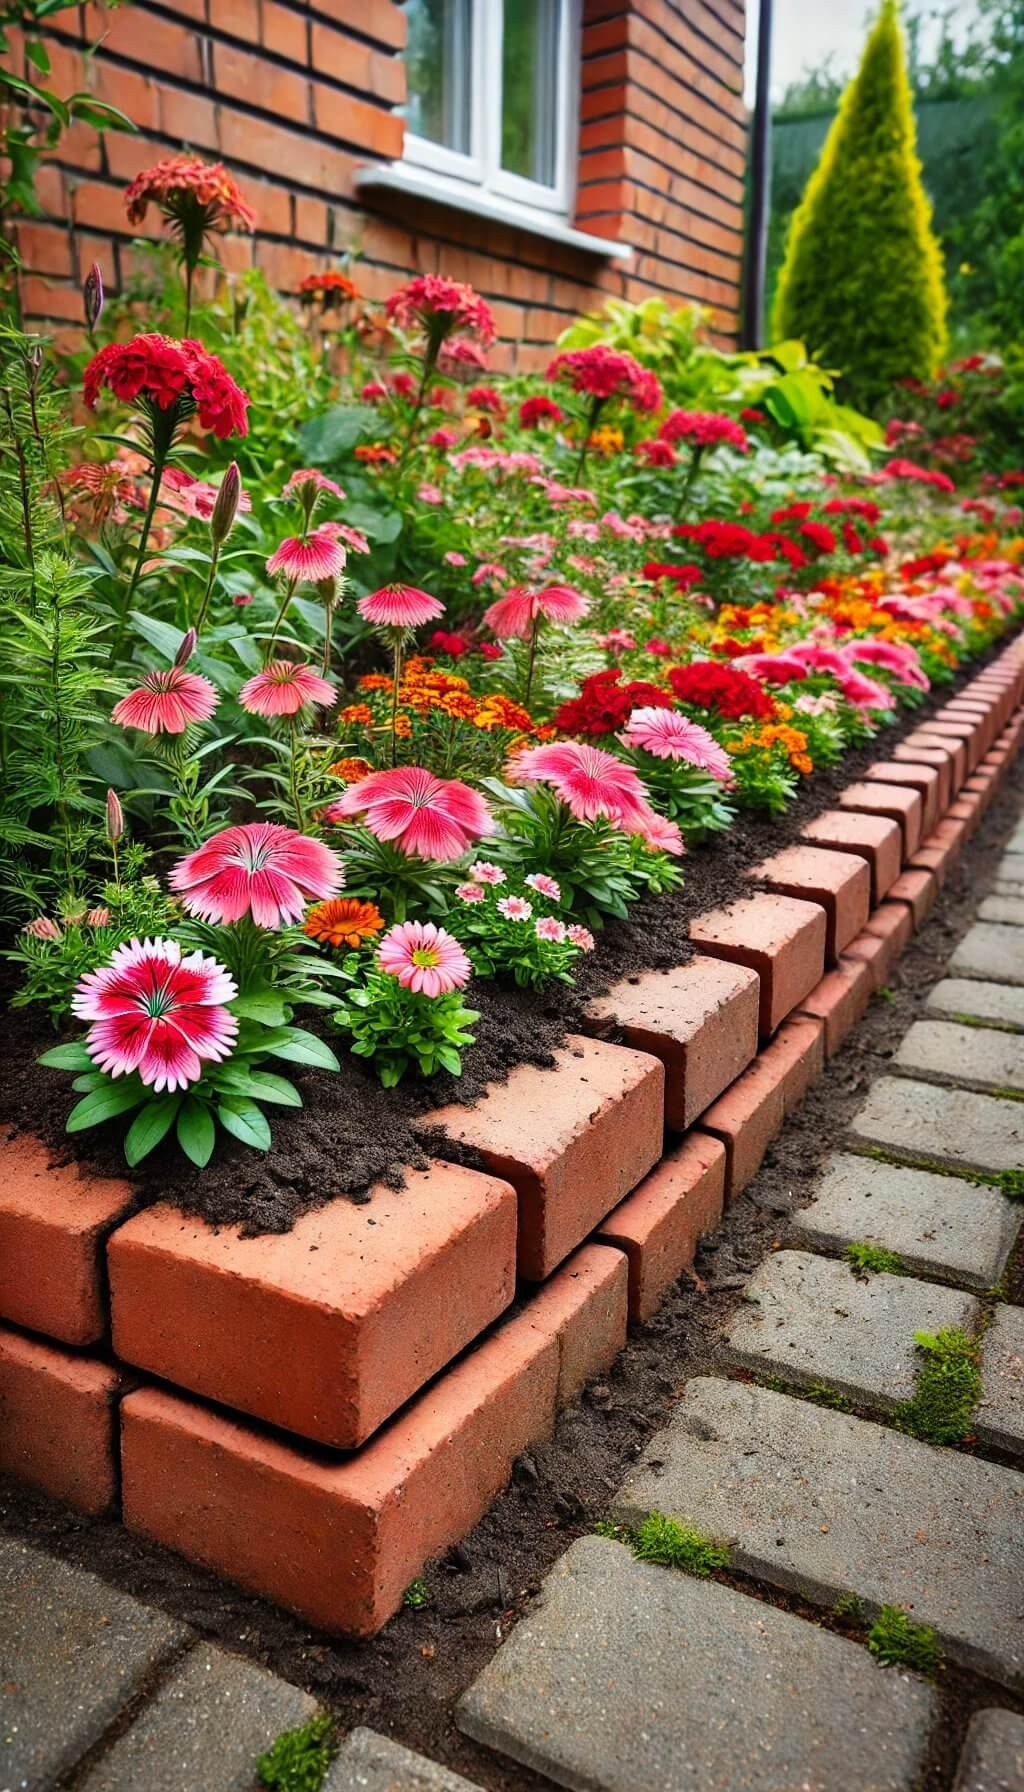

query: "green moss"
xmin=893 ymin=1328 xmax=981 ymax=1445
xmin=833 ymin=1591 xmax=865 ymax=1622
xmin=402 ymin=1577 xmax=430 ymax=1608
xmin=604 ymin=1512 xmax=731 ymax=1577
xmin=851 ymin=1144 xmax=1022 ymax=1202
xmin=844 ymin=1241 xmax=904 ymax=1276
xmin=867 ymin=1606 xmax=942 ymax=1676
xmin=773 ymin=0 xmax=947 ymax=407
xmin=992 ymin=1087 xmax=1024 ymax=1104
xmin=949 ymin=1012 xmax=1024 ymax=1036
xmin=876 ymin=986 xmax=896 ymax=1003
xmin=993 ymin=1169 xmax=1024 ymax=1200
xmin=257 ymin=1715 xmax=335 ymax=1792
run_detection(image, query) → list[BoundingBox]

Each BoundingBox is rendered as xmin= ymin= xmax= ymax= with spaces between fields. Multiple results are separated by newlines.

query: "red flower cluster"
xmin=642 ymin=561 xmax=703 ymax=588
xmin=882 ymin=458 xmax=956 ymax=494
xmin=673 ymin=520 xmax=774 ymax=561
xmin=553 ymin=668 xmax=673 ymax=737
xmin=822 ymin=497 xmax=882 ymax=524
xmin=798 ymin=519 xmax=837 ymax=555
xmin=83 ymin=335 xmax=250 ymax=439
xmin=467 ymin=384 xmax=504 ymax=414
xmin=658 ymin=410 xmax=748 ymax=452
xmin=668 ymin=661 xmax=776 ymax=720
xmin=546 ymin=346 xmax=662 ymax=413
xmin=297 ymin=270 xmax=359 ymax=304
xmin=124 ymin=156 xmax=255 ymax=232
xmin=740 ymin=406 xmax=768 ymax=424
xmin=635 ymin=439 xmax=677 ymax=467
xmin=385 ymin=275 xmax=496 ymax=346
xmin=519 ymin=396 xmax=564 ymax=428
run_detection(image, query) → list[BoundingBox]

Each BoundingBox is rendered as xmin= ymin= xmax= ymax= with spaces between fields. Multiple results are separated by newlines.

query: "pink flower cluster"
xmin=385 ymin=275 xmax=496 ymax=346
xmin=658 ymin=410 xmax=749 ymax=452
xmin=83 ymin=335 xmax=249 ymax=439
xmin=546 ymin=346 xmax=662 ymax=413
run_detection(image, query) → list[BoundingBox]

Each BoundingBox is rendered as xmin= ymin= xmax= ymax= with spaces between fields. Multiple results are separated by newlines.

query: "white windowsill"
xmin=354 ymin=162 xmax=633 ymax=263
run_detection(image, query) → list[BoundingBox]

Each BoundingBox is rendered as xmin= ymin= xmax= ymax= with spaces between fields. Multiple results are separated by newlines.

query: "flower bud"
xmin=22 ymin=915 xmax=62 ymax=942
xmin=210 ymin=461 xmax=241 ymax=547
xmin=174 ymin=627 xmax=198 ymax=669
xmin=106 ymin=787 xmax=124 ymax=843
xmin=87 ymin=906 xmax=112 ymax=927
xmin=84 ymin=262 xmax=104 ymax=332
xmin=316 ymin=575 xmax=339 ymax=604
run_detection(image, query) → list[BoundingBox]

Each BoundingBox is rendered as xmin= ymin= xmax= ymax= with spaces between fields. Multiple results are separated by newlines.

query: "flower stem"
xmin=265 ymin=575 xmax=299 ymax=663
xmin=674 ymin=445 xmax=704 ymax=522
xmin=288 ymin=717 xmax=304 ymax=831
xmin=194 ymin=542 xmax=221 ymax=635
xmin=573 ymin=397 xmax=604 ymax=483
xmin=389 ymin=634 xmax=404 ymax=767
xmin=523 ymin=614 xmax=541 ymax=709
xmin=115 ymin=444 xmax=168 ymax=656
xmin=396 ymin=340 xmax=439 ymax=473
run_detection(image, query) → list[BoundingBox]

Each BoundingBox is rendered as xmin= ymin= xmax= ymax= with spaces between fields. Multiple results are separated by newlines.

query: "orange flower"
xmin=474 ymin=693 xmax=536 ymax=733
xmin=355 ymin=442 xmax=398 ymax=465
xmin=358 ymin=673 xmax=392 ymax=692
xmin=340 ymin=703 xmax=373 ymax=726
xmin=304 ymin=897 xmax=384 ymax=949
xmin=328 ymin=756 xmax=372 ymax=782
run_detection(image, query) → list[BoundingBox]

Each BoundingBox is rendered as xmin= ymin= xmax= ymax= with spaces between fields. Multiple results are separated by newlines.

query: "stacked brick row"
xmin=1 ymin=641 xmax=1022 ymax=1635
xmin=12 ymin=0 xmax=747 ymax=364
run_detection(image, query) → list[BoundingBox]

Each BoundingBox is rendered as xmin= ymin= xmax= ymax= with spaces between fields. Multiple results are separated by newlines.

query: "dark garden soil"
xmin=1 ymin=642 xmax=1016 ymax=1235
xmin=2 ymin=763 xmax=1022 ymax=1792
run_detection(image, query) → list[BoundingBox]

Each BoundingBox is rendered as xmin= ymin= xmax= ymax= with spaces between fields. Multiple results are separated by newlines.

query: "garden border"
xmin=1 ymin=639 xmax=1022 ymax=1635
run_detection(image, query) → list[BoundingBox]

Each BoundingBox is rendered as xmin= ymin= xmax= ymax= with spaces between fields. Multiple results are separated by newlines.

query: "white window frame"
xmin=402 ymin=0 xmax=581 ymax=222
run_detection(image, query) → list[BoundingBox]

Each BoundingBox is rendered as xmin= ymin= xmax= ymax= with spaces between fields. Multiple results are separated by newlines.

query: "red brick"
xmin=15 ymin=221 xmax=72 ymax=277
xmin=865 ymin=761 xmax=941 ymax=835
xmin=800 ymin=811 xmax=903 ymax=905
xmin=901 ymin=732 xmax=967 ymax=792
xmin=909 ymin=726 xmax=973 ymax=780
xmin=425 ymin=1038 xmax=664 ymax=1281
xmin=689 ymin=895 xmax=826 ymax=1038
xmin=797 ymin=955 xmax=874 ymax=1056
xmin=0 ymin=1327 xmax=121 ymax=1516
xmin=948 ymin=794 xmax=982 ymax=838
xmin=926 ymin=716 xmax=984 ymax=770
xmin=760 ymin=1013 xmax=826 ymax=1114
xmin=891 ymin=745 xmax=953 ymax=810
xmin=311 ymin=83 xmax=404 ymax=157
xmin=746 ymin=844 xmax=870 ymax=963
xmin=597 ymin=1134 xmax=725 ymax=1321
xmin=909 ymin=821 xmax=964 ymax=886
xmin=860 ymin=903 xmax=913 ymax=980
xmin=838 ymin=781 xmax=922 ymax=856
xmin=109 ymin=1164 xmax=516 ymax=1449
xmin=583 ymin=956 xmax=759 ymax=1130
xmin=313 ymin=0 xmax=407 ymax=48
xmin=886 ymin=868 xmax=938 ymax=927
xmin=965 ymin=770 xmax=998 ymax=812
xmin=696 ymin=1056 xmax=786 ymax=1199
xmin=944 ymin=703 xmax=997 ymax=752
xmin=0 ymin=1132 xmax=133 ymax=1346
xmin=517 ymin=1243 xmax=628 ymax=1402
xmin=121 ymin=1310 xmax=560 ymax=1636
xmin=88 ymin=5 xmax=203 ymax=81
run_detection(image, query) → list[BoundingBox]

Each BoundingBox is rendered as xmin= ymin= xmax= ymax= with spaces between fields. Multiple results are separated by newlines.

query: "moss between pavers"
xmin=257 ymin=1713 xmax=336 ymax=1792
xmin=844 ymin=1241 xmax=905 ymax=1276
xmin=892 ymin=1328 xmax=982 ymax=1446
xmin=595 ymin=1513 xmax=731 ymax=1578
xmin=850 ymin=1143 xmax=1024 ymax=1203
xmin=867 ymin=1606 xmax=943 ymax=1677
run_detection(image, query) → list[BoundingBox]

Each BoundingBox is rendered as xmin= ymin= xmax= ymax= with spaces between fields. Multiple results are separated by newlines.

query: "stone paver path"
xmin=459 ymin=814 xmax=1024 ymax=1787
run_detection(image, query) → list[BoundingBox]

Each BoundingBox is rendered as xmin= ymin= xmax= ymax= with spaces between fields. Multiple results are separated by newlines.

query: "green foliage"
xmin=403 ymin=1577 xmax=430 ymax=1608
xmin=844 ymin=1241 xmax=904 ymax=1275
xmin=867 ymin=1605 xmax=942 ymax=1675
xmin=893 ymin=1328 xmax=981 ymax=1444
xmin=5 ymin=863 xmax=171 ymax=1024
xmin=628 ymin=1513 xmax=731 ymax=1578
xmin=992 ymin=1168 xmax=1024 ymax=1201
xmin=333 ymin=967 xmax=479 ymax=1086
xmin=833 ymin=1591 xmax=865 ymax=1622
xmin=256 ymin=1713 xmax=335 ymax=1792
xmin=773 ymin=0 xmax=949 ymax=408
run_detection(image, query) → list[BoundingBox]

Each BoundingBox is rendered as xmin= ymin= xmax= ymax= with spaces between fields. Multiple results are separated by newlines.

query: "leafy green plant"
xmin=992 ymin=1168 xmax=1024 ymax=1201
xmin=333 ymin=966 xmax=478 ymax=1087
xmin=628 ymin=1513 xmax=731 ymax=1578
xmin=833 ymin=1591 xmax=865 ymax=1622
xmin=773 ymin=0 xmax=948 ymax=408
xmin=403 ymin=1577 xmax=430 ymax=1608
xmin=844 ymin=1241 xmax=904 ymax=1275
xmin=893 ymin=1328 xmax=981 ymax=1444
xmin=257 ymin=1713 xmax=336 ymax=1792
xmin=867 ymin=1605 xmax=942 ymax=1676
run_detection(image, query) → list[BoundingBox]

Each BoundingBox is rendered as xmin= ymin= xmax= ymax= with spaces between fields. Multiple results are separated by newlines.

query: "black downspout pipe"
xmin=742 ymin=0 xmax=774 ymax=348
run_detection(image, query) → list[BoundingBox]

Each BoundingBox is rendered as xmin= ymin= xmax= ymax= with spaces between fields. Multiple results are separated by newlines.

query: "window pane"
xmin=501 ymin=0 xmax=560 ymax=187
xmin=402 ymin=0 xmax=472 ymax=154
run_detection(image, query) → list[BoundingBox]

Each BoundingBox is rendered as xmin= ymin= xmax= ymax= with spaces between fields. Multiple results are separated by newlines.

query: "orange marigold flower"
xmin=340 ymin=703 xmax=373 ymax=725
xmin=355 ymin=442 xmax=398 ymax=465
xmin=474 ymin=694 xmax=536 ymax=733
xmin=298 ymin=270 xmax=359 ymax=306
xmin=358 ymin=674 xmax=392 ymax=692
xmin=327 ymin=756 xmax=372 ymax=782
xmin=304 ymin=897 xmax=384 ymax=949
xmin=394 ymin=714 xmax=413 ymax=738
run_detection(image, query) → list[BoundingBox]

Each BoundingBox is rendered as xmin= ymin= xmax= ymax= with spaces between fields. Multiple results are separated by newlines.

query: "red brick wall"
xmin=13 ymin=0 xmax=747 ymax=368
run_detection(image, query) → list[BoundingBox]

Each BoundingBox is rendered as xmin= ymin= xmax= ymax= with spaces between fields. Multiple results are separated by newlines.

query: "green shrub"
xmin=773 ymin=0 xmax=948 ymax=409
xmin=867 ymin=1605 xmax=942 ymax=1675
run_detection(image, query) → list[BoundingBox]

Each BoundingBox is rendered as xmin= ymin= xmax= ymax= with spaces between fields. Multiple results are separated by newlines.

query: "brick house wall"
xmin=13 ymin=0 xmax=747 ymax=369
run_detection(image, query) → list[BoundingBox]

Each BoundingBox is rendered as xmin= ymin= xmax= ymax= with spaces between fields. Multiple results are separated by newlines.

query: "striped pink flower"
xmin=484 ymin=583 xmax=589 ymax=640
xmin=510 ymin=741 xmax=652 ymax=828
xmin=378 ymin=920 xmax=471 ymax=996
xmin=620 ymin=707 xmax=734 ymax=781
xmin=356 ymin=584 xmax=445 ymax=629
xmin=239 ymin=660 xmax=336 ymax=718
xmin=170 ymin=822 xmax=343 ymax=928
xmin=324 ymin=766 xmax=492 ymax=862
xmin=72 ymin=937 xmax=238 ymax=1093
xmin=112 ymin=665 xmax=218 ymax=734
xmin=266 ymin=528 xmax=346 ymax=582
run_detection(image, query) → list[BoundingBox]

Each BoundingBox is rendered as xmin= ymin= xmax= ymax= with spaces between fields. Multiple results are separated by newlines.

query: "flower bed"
xmin=2 ymin=155 xmax=1024 ymax=1632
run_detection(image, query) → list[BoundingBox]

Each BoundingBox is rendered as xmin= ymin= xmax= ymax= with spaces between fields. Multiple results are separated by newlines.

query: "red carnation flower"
xmin=668 ymin=661 xmax=776 ymax=721
xmin=124 ymin=155 xmax=255 ymax=233
xmin=519 ymin=396 xmax=565 ymax=428
xmin=642 ymin=561 xmax=702 ymax=589
xmin=385 ymin=275 xmax=496 ymax=347
xmin=553 ymin=668 xmax=673 ymax=738
xmin=83 ymin=335 xmax=249 ymax=440
xmin=635 ymin=439 xmax=677 ymax=467
xmin=658 ymin=410 xmax=748 ymax=452
xmin=546 ymin=346 xmax=662 ymax=413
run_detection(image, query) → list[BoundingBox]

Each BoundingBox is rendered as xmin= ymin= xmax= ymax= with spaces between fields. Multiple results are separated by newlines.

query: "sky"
xmin=745 ymin=0 xmax=983 ymax=103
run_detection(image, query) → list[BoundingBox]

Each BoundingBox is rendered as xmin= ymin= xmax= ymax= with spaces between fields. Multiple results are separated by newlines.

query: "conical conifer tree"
xmin=773 ymin=0 xmax=948 ymax=410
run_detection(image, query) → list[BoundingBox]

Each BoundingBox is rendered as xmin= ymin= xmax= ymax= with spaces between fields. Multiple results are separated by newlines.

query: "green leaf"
xmin=68 ymin=95 xmax=137 ymax=132
xmin=128 ymin=611 xmax=186 ymax=663
xmin=67 ymin=1083 xmax=146 ymax=1132
xmin=176 ymin=1097 xmax=216 ymax=1167
xmin=232 ymin=989 xmax=290 ymax=1026
xmin=217 ymin=1097 xmax=272 ymax=1151
xmin=38 ymin=1042 xmax=93 ymax=1070
xmin=297 ymin=403 xmax=382 ymax=463
xmin=125 ymin=1096 xmax=182 ymax=1165
xmin=342 ymin=501 xmax=403 ymax=543
xmin=266 ymin=1029 xmax=341 ymax=1070
xmin=25 ymin=41 xmax=50 ymax=75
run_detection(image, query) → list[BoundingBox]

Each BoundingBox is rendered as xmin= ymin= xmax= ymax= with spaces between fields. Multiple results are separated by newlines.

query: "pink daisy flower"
xmin=535 ymin=916 xmax=567 ymax=943
xmin=323 ymin=766 xmax=493 ymax=862
xmin=456 ymin=882 xmax=487 ymax=903
xmin=470 ymin=860 xmax=506 ymax=886
xmin=483 ymin=583 xmax=589 ymax=641
xmin=567 ymin=924 xmax=596 ymax=951
xmin=525 ymin=873 xmax=561 ymax=901
xmin=498 ymin=895 xmax=533 ymax=921
xmin=356 ymin=584 xmax=445 ymax=629
xmin=239 ymin=660 xmax=337 ymax=718
xmin=72 ymin=937 xmax=238 ymax=1094
xmin=112 ymin=665 xmax=218 ymax=734
xmin=620 ymin=708 xmax=734 ymax=782
xmin=170 ymin=822 xmax=343 ymax=928
xmin=510 ymin=740 xmax=653 ymax=830
xmin=266 ymin=528 xmax=346 ymax=582
xmin=378 ymin=920 xmax=471 ymax=997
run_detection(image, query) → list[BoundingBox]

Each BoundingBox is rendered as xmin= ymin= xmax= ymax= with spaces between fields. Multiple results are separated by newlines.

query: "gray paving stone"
xmin=953 ymin=1708 xmax=1024 ymax=1791
xmin=976 ymin=1304 xmax=1024 ymax=1462
xmin=0 ymin=1537 xmax=189 ymax=1790
xmin=980 ymin=897 xmax=1024 ymax=928
xmin=325 ymin=1728 xmax=485 ymax=1790
xmin=75 ymin=1642 xmax=317 ymax=1792
xmin=849 ymin=1076 xmax=1024 ymax=1173
xmin=995 ymin=882 xmax=1024 ymax=901
xmin=928 ymin=979 xmax=1024 ymax=1030
xmin=950 ymin=924 xmax=1024 ymax=986
xmin=725 ymin=1249 xmax=978 ymax=1411
xmin=458 ymin=1536 xmax=935 ymax=1792
xmin=616 ymin=1377 xmax=1024 ymax=1687
xmin=790 ymin=1152 xmax=1020 ymax=1289
xmin=894 ymin=1019 xmax=1024 ymax=1090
